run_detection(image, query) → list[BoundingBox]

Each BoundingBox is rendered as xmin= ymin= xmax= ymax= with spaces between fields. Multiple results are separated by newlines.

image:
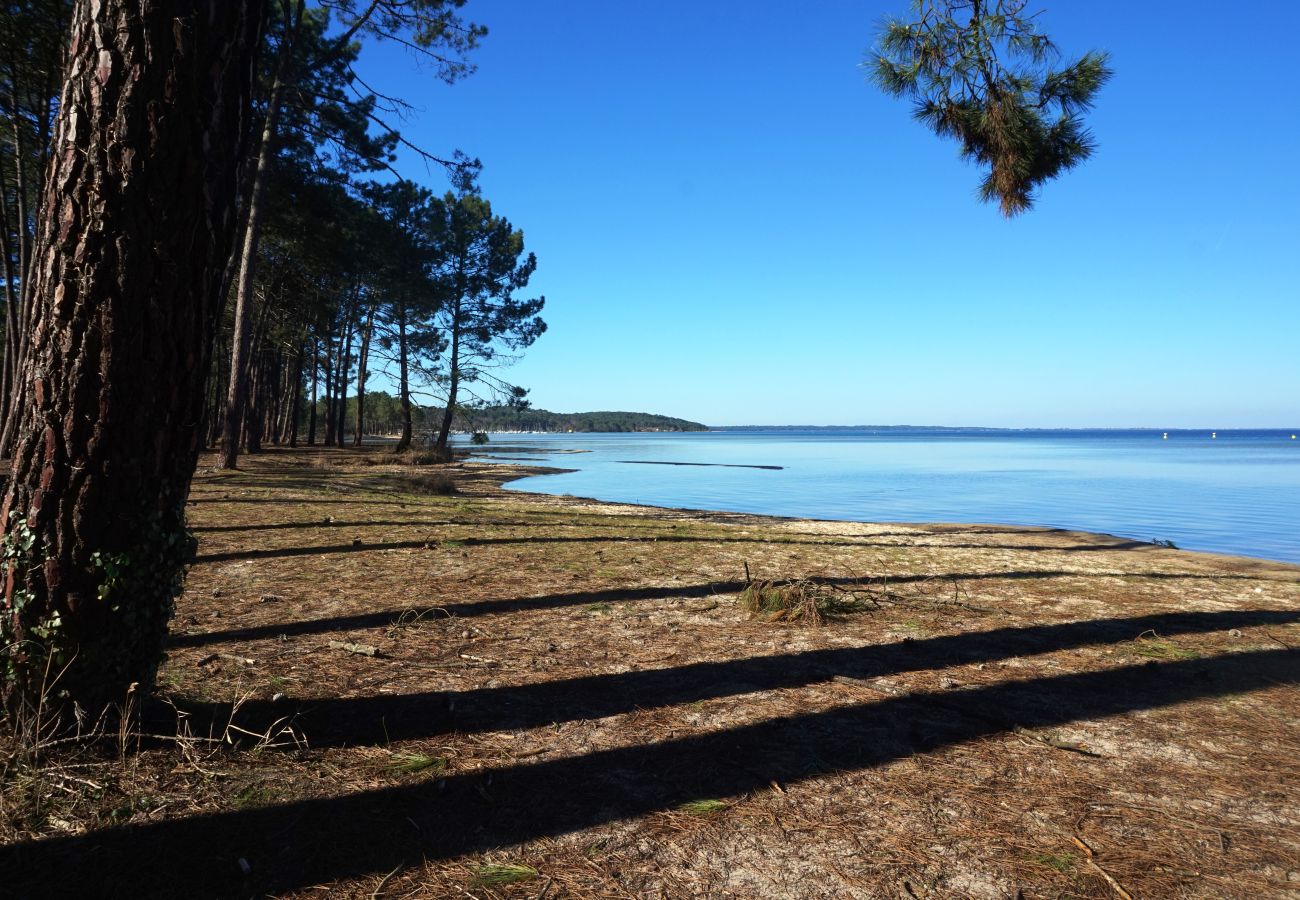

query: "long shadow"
xmin=169 ymin=582 xmax=747 ymax=647
xmin=4 ymin=649 xmax=1295 ymax=898
xmin=194 ymin=534 xmax=1213 ymax=564
xmin=170 ymin=609 xmax=1300 ymax=748
xmin=189 ymin=519 xmax=1026 ymax=540
xmin=190 ymin=518 xmax=697 ymax=534
xmin=190 ymin=520 xmax=1155 ymax=556
xmin=171 ymin=569 xmax=1283 ymax=650
xmin=186 ymin=497 xmax=410 ymax=507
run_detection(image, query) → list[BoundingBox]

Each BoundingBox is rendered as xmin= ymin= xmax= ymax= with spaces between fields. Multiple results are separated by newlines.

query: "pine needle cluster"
xmin=870 ymin=0 xmax=1112 ymax=216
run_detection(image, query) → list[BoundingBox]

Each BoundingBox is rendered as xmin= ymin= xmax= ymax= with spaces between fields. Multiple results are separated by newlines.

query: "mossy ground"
xmin=2 ymin=445 xmax=1299 ymax=898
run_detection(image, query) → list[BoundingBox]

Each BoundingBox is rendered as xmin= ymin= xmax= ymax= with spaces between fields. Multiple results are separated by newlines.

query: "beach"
xmin=3 ymin=446 xmax=1298 ymax=898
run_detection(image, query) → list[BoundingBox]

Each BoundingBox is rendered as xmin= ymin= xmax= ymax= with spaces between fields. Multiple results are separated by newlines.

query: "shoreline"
xmin=473 ymin=457 xmax=1300 ymax=571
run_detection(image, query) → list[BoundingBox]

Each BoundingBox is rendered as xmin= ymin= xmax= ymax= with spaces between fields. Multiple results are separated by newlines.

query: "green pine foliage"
xmin=870 ymin=0 xmax=1112 ymax=216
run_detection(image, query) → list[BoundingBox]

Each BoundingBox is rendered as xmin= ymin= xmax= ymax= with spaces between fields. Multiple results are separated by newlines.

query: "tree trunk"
xmin=1 ymin=0 xmax=262 ymax=725
xmin=322 ymin=328 xmax=335 ymax=446
xmin=306 ymin=337 xmax=318 ymax=446
xmin=395 ymin=302 xmax=412 ymax=452
xmin=352 ymin=304 xmax=373 ymax=447
xmin=218 ymin=4 xmax=300 ymax=469
xmin=435 ymin=312 xmax=460 ymax=452
xmin=286 ymin=340 xmax=304 ymax=446
xmin=335 ymin=303 xmax=355 ymax=447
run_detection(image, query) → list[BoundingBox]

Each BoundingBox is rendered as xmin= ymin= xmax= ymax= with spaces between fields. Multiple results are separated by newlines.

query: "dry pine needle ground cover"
xmin=2 ymin=446 xmax=1299 ymax=899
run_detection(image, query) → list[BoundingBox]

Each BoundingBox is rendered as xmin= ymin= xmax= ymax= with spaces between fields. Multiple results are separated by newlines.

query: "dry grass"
xmin=2 ymin=444 xmax=1299 ymax=899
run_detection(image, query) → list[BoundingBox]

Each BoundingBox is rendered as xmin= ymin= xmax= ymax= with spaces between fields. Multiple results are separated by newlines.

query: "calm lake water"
xmin=463 ymin=429 xmax=1300 ymax=564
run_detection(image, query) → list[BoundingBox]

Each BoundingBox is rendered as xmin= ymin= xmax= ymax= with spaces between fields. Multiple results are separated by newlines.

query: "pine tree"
xmin=870 ymin=0 xmax=1112 ymax=216
xmin=1 ymin=0 xmax=262 ymax=728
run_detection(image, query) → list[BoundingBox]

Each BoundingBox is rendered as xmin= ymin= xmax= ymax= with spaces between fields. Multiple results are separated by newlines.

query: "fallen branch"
xmin=1071 ymin=835 xmax=1133 ymax=900
xmin=328 ymin=640 xmax=380 ymax=658
xmin=1014 ymin=726 xmax=1104 ymax=757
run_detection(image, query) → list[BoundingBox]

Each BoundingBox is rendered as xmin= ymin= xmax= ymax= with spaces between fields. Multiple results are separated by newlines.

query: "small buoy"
xmin=1162 ymin=432 xmax=1168 ymax=440
xmin=1292 ymin=434 xmax=1297 ymax=440
xmin=1211 ymin=432 xmax=1217 ymax=439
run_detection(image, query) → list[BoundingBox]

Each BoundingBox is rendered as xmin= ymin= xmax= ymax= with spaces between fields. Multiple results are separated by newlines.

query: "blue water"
xmin=462 ymin=430 xmax=1300 ymax=564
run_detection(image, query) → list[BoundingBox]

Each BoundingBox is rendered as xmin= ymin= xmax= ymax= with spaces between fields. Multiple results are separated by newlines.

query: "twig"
xmin=1261 ymin=629 xmax=1293 ymax=649
xmin=371 ymin=863 xmax=402 ymax=898
xmin=1071 ymin=835 xmax=1133 ymax=900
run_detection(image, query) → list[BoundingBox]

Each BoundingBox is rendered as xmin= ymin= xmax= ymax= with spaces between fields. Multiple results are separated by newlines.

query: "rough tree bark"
xmin=0 ymin=0 xmax=263 ymax=725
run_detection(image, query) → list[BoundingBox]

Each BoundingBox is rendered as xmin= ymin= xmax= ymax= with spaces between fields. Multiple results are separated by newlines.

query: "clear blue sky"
xmin=359 ymin=1 xmax=1299 ymax=428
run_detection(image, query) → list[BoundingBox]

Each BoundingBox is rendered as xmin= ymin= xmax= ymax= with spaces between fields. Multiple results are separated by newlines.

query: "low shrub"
xmin=392 ymin=472 xmax=457 ymax=496
xmin=739 ymin=579 xmax=858 ymax=625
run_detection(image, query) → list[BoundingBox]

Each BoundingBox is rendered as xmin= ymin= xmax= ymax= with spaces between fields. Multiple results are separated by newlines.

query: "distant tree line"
xmin=321 ymin=392 xmax=706 ymax=437
xmin=455 ymin=405 xmax=707 ymax=434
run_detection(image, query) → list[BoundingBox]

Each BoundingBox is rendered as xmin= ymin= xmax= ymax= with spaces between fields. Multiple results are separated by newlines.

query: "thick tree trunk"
xmin=1 ymin=0 xmax=262 ymax=725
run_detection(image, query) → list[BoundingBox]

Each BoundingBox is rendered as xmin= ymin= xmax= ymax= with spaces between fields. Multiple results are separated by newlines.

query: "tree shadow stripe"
xmin=3 ymin=648 xmax=1295 ymax=898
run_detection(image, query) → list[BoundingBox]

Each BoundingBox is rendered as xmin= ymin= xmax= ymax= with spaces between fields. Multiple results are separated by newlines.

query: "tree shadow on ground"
xmin=3 ymin=647 xmax=1295 ymax=898
xmin=194 ymin=534 xmax=1236 ymax=564
xmin=171 ymin=609 xmax=1300 ymax=747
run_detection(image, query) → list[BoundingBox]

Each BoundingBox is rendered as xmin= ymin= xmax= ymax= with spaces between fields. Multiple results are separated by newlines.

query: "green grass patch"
xmin=1030 ymin=851 xmax=1075 ymax=873
xmin=384 ymin=752 xmax=448 ymax=775
xmin=470 ymin=863 xmax=538 ymax=887
xmin=232 ymin=784 xmax=279 ymax=809
xmin=582 ymin=601 xmax=613 ymax=614
xmin=677 ymin=798 xmax=728 ymax=816
xmin=1130 ymin=634 xmax=1200 ymax=661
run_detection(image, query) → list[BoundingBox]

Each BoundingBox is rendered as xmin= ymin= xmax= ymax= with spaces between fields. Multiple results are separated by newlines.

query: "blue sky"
xmin=359 ymin=1 xmax=1299 ymax=428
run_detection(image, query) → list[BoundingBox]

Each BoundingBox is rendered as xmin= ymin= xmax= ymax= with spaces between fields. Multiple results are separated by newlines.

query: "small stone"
xmin=1229 ymin=629 xmax=1243 ymax=638
xmin=352 ymin=538 xmax=363 ymax=547
xmin=461 ymin=630 xmax=470 ymax=639
xmin=271 ymin=692 xmax=287 ymax=702
xmin=211 ymin=588 xmax=222 ymax=598
xmin=259 ymin=593 xmax=282 ymax=603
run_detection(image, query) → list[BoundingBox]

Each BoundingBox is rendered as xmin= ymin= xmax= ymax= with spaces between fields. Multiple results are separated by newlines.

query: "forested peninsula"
xmin=455 ymin=406 xmax=707 ymax=433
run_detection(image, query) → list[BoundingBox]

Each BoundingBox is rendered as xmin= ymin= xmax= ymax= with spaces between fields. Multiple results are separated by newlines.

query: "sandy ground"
xmin=2 ymin=445 xmax=1298 ymax=899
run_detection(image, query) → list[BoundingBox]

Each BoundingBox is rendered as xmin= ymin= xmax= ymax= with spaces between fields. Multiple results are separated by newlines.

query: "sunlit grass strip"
xmin=676 ymin=798 xmax=729 ymax=816
xmin=470 ymin=863 xmax=538 ymax=886
xmin=384 ymin=752 xmax=448 ymax=775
